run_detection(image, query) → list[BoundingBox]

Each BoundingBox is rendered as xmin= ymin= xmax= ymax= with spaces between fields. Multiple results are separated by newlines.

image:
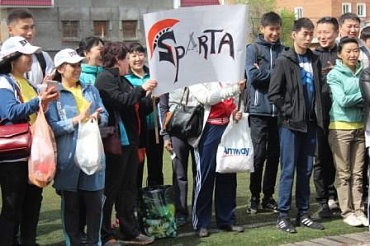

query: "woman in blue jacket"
xmin=46 ymin=48 xmax=108 ymax=245
xmin=0 ymin=36 xmax=59 ymax=245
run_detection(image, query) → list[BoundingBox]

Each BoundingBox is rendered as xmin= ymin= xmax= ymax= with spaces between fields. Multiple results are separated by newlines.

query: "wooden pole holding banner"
xmin=152 ymin=97 xmax=160 ymax=144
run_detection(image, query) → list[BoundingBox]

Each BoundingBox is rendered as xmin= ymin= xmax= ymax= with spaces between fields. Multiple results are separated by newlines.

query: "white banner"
xmin=144 ymin=5 xmax=248 ymax=96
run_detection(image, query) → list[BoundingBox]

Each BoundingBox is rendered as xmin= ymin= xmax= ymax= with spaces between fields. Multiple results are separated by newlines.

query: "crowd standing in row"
xmin=1 ymin=7 xmax=370 ymax=246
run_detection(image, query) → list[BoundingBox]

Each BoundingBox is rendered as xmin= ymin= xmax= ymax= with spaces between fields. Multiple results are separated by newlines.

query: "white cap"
xmin=0 ymin=36 xmax=41 ymax=58
xmin=54 ymin=48 xmax=84 ymax=68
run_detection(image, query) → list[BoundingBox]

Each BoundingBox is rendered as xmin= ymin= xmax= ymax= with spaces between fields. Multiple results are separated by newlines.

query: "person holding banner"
xmin=95 ymin=41 xmax=157 ymax=245
xmin=125 ymin=42 xmax=164 ymax=189
xmin=268 ymin=17 xmax=327 ymax=233
xmin=190 ymin=80 xmax=245 ymax=237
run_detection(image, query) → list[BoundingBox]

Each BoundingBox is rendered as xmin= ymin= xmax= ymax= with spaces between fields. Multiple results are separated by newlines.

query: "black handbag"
xmin=166 ymin=87 xmax=204 ymax=139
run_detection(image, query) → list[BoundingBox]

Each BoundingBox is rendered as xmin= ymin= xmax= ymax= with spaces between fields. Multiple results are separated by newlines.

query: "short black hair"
xmin=260 ymin=11 xmax=282 ymax=27
xmin=293 ymin=18 xmax=314 ymax=32
xmin=6 ymin=8 xmax=33 ymax=25
xmin=128 ymin=42 xmax=146 ymax=54
xmin=317 ymin=16 xmax=339 ymax=31
xmin=337 ymin=36 xmax=358 ymax=53
xmin=360 ymin=26 xmax=370 ymax=41
xmin=338 ymin=13 xmax=360 ymax=26
xmin=77 ymin=36 xmax=104 ymax=57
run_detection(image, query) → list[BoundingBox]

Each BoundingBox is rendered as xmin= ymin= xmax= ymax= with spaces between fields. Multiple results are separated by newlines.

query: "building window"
xmin=122 ymin=20 xmax=138 ymax=40
xmin=62 ymin=21 xmax=79 ymax=39
xmin=294 ymin=7 xmax=303 ymax=19
xmin=342 ymin=3 xmax=351 ymax=13
xmin=94 ymin=21 xmax=109 ymax=38
xmin=357 ymin=3 xmax=366 ymax=17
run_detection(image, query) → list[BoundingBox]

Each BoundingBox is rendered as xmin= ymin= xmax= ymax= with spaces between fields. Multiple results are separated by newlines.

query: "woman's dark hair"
xmin=101 ymin=41 xmax=128 ymax=68
xmin=77 ymin=36 xmax=104 ymax=57
xmin=338 ymin=36 xmax=359 ymax=53
xmin=0 ymin=51 xmax=23 ymax=74
xmin=128 ymin=42 xmax=146 ymax=54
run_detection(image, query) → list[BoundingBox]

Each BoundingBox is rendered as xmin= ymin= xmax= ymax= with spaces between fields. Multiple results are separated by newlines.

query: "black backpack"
xmin=35 ymin=52 xmax=46 ymax=78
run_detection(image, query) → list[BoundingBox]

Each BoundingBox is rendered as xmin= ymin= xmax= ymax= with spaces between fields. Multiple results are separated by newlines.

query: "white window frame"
xmin=357 ymin=3 xmax=366 ymax=17
xmin=294 ymin=7 xmax=303 ymax=20
xmin=342 ymin=3 xmax=352 ymax=14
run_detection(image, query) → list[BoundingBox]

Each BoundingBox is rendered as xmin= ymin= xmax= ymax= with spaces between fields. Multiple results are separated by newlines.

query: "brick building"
xmin=276 ymin=0 xmax=370 ymax=27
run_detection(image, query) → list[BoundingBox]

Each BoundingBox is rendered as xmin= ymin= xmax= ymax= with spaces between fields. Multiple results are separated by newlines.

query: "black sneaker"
xmin=262 ymin=197 xmax=278 ymax=213
xmin=318 ymin=203 xmax=332 ymax=219
xmin=296 ymin=214 xmax=325 ymax=230
xmin=276 ymin=217 xmax=296 ymax=233
xmin=246 ymin=197 xmax=259 ymax=214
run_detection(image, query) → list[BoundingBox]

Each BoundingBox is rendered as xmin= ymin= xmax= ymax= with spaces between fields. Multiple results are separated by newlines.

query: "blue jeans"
xmin=278 ymin=124 xmax=317 ymax=217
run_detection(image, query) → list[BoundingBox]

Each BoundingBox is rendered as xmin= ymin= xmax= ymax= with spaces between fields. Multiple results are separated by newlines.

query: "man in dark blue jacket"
xmin=268 ymin=17 xmax=327 ymax=233
xmin=245 ymin=11 xmax=284 ymax=214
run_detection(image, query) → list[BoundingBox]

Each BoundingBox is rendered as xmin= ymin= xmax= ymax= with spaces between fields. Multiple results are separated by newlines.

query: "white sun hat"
xmin=54 ymin=48 xmax=85 ymax=68
xmin=0 ymin=36 xmax=41 ymax=58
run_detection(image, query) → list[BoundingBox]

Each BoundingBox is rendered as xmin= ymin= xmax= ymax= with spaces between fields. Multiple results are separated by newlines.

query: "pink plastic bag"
xmin=28 ymin=105 xmax=56 ymax=188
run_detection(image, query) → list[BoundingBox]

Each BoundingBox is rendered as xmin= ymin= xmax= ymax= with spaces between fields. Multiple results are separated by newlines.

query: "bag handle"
xmin=179 ymin=87 xmax=190 ymax=105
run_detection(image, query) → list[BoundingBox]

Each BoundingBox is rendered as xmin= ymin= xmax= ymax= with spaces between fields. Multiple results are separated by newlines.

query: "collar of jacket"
xmin=315 ymin=44 xmax=338 ymax=53
xmin=256 ymin=34 xmax=282 ymax=48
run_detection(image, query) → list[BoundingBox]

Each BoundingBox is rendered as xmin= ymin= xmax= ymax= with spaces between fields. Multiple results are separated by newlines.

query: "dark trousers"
xmin=137 ymin=129 xmax=164 ymax=188
xmin=171 ymin=135 xmax=196 ymax=219
xmin=313 ymin=133 xmax=337 ymax=204
xmin=249 ymin=115 xmax=279 ymax=200
xmin=192 ymin=124 xmax=237 ymax=230
xmin=18 ymin=184 xmax=43 ymax=245
xmin=61 ymin=190 xmax=104 ymax=246
xmin=101 ymin=145 xmax=140 ymax=242
xmin=278 ymin=124 xmax=316 ymax=217
xmin=0 ymin=162 xmax=28 ymax=246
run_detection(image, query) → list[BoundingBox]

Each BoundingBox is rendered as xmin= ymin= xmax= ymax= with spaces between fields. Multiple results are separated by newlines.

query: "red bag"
xmin=28 ymin=106 xmax=56 ymax=187
xmin=0 ymin=122 xmax=32 ymax=161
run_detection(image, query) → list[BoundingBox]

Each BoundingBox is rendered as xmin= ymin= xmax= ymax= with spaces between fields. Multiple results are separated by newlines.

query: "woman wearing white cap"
xmin=45 ymin=48 xmax=108 ymax=245
xmin=0 ymin=36 xmax=59 ymax=245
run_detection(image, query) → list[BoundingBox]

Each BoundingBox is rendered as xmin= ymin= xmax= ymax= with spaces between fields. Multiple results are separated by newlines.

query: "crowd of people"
xmin=1 ymin=7 xmax=370 ymax=246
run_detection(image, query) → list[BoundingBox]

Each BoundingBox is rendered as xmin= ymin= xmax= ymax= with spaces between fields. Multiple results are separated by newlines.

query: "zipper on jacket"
xmin=254 ymin=89 xmax=259 ymax=106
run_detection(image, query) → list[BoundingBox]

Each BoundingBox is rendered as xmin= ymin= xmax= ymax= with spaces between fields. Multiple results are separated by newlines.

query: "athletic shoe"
xmin=219 ymin=225 xmax=244 ymax=232
xmin=343 ymin=213 xmax=362 ymax=227
xmin=328 ymin=199 xmax=339 ymax=210
xmin=198 ymin=228 xmax=209 ymax=237
xmin=122 ymin=234 xmax=154 ymax=245
xmin=356 ymin=214 xmax=369 ymax=227
xmin=246 ymin=197 xmax=259 ymax=214
xmin=296 ymin=214 xmax=325 ymax=230
xmin=262 ymin=197 xmax=278 ymax=213
xmin=318 ymin=203 xmax=332 ymax=219
xmin=276 ymin=217 xmax=296 ymax=233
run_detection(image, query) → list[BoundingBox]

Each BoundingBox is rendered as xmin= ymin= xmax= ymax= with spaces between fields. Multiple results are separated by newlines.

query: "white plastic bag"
xmin=216 ymin=113 xmax=254 ymax=173
xmin=74 ymin=119 xmax=104 ymax=175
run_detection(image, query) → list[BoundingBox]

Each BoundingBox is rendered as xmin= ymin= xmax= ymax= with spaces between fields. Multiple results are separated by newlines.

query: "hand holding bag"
xmin=216 ymin=113 xmax=254 ymax=173
xmin=75 ymin=119 xmax=105 ymax=175
xmin=28 ymin=105 xmax=56 ymax=187
xmin=166 ymin=87 xmax=204 ymax=139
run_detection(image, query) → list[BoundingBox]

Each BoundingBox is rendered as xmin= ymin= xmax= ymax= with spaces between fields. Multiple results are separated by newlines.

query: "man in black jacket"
xmin=268 ymin=18 xmax=327 ymax=233
xmin=312 ymin=16 xmax=339 ymax=218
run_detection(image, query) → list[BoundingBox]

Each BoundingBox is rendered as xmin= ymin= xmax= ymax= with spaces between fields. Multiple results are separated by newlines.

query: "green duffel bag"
xmin=139 ymin=185 xmax=177 ymax=238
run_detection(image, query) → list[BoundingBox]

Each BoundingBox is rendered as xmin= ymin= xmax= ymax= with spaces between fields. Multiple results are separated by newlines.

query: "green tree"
xmin=279 ymin=8 xmax=295 ymax=47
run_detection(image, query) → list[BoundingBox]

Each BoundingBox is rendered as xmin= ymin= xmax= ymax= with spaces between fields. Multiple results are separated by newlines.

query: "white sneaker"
xmin=328 ymin=199 xmax=339 ymax=210
xmin=343 ymin=213 xmax=363 ymax=227
xmin=357 ymin=214 xmax=369 ymax=227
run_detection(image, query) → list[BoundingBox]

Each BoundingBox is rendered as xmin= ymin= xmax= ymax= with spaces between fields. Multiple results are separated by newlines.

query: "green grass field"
xmin=34 ymin=152 xmax=367 ymax=245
